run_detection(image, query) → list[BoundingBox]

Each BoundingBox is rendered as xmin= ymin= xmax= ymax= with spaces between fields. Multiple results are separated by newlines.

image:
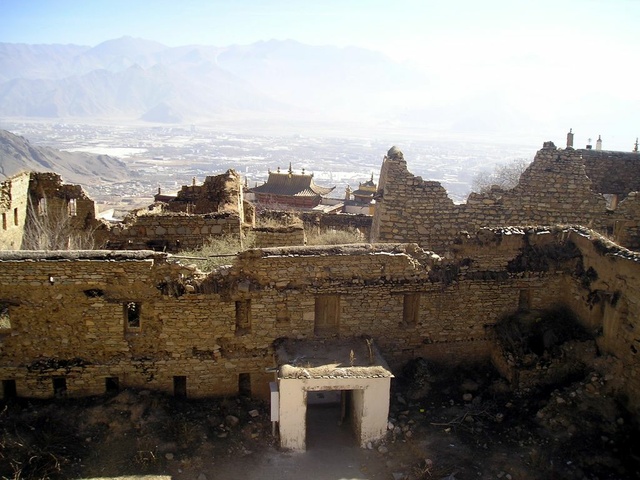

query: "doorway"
xmin=306 ymin=390 xmax=355 ymax=449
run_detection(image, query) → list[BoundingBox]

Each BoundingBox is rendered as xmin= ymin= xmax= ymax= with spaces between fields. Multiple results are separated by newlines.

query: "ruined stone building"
xmin=0 ymin=172 xmax=99 ymax=250
xmin=2 ymin=141 xmax=640 ymax=450
xmin=371 ymin=143 xmax=640 ymax=253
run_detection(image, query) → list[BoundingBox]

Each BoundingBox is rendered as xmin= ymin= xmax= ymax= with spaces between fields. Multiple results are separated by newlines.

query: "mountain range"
xmin=0 ymin=129 xmax=132 ymax=184
xmin=0 ymin=37 xmax=423 ymax=124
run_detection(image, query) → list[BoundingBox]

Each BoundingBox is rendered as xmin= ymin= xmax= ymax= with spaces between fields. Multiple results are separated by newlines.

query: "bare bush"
xmin=179 ymin=232 xmax=255 ymax=271
xmin=472 ymin=158 xmax=530 ymax=193
xmin=306 ymin=227 xmax=364 ymax=245
xmin=23 ymin=197 xmax=96 ymax=250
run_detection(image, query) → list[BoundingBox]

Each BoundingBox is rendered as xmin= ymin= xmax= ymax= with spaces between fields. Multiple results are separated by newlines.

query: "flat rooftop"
xmin=275 ymin=337 xmax=393 ymax=379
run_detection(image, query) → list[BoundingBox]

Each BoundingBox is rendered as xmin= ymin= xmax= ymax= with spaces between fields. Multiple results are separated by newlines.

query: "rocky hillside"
xmin=0 ymin=129 xmax=133 ymax=184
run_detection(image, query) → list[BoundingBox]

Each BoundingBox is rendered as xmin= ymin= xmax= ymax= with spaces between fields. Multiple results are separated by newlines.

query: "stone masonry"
xmin=2 ymin=228 xmax=640 ymax=418
xmin=371 ymin=144 xmax=640 ymax=253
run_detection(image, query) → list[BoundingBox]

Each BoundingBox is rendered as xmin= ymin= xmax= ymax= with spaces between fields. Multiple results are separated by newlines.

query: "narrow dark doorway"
xmin=306 ymin=390 xmax=355 ymax=450
xmin=53 ymin=377 xmax=67 ymax=397
xmin=105 ymin=377 xmax=119 ymax=393
xmin=2 ymin=379 xmax=17 ymax=399
xmin=173 ymin=376 xmax=187 ymax=398
xmin=238 ymin=373 xmax=251 ymax=397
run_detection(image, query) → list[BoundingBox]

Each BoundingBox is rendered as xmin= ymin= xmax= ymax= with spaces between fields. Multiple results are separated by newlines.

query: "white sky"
xmin=1 ymin=0 xmax=638 ymax=149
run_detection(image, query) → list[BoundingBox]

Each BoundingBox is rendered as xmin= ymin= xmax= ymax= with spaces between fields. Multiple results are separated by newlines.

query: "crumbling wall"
xmin=0 ymin=172 xmax=30 ymax=250
xmin=252 ymin=225 xmax=306 ymax=248
xmin=164 ymin=170 xmax=244 ymax=219
xmin=581 ymin=149 xmax=640 ymax=197
xmin=105 ymin=212 xmax=241 ymax=252
xmin=372 ymin=144 xmax=615 ymax=253
xmin=0 ymin=172 xmax=98 ymax=250
xmin=2 ymin=228 xmax=640 ymax=414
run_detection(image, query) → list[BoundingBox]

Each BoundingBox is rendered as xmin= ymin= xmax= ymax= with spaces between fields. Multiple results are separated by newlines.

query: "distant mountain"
xmin=0 ymin=129 xmax=133 ymax=185
xmin=0 ymin=37 xmax=426 ymax=123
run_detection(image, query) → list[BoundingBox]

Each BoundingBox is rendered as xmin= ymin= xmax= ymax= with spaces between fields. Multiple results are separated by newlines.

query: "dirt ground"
xmin=1 ymin=361 xmax=638 ymax=480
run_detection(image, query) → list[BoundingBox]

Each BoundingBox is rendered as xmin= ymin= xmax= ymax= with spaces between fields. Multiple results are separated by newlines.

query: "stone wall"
xmin=0 ymin=172 xmax=30 ymax=250
xmin=0 ymin=172 xmax=97 ymax=250
xmin=371 ymin=144 xmax=639 ymax=253
xmin=252 ymin=225 xmax=306 ymax=248
xmin=2 ymin=228 xmax=640 ymax=415
xmin=581 ymin=149 xmax=640 ymax=197
xmin=104 ymin=212 xmax=242 ymax=252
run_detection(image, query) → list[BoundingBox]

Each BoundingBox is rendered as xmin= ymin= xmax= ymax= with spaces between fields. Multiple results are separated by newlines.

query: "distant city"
xmin=1 ymin=121 xmax=538 ymax=212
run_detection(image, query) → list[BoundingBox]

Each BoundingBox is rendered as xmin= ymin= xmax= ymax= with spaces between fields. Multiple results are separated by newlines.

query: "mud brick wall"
xmin=0 ymin=172 xmax=98 ymax=250
xmin=0 ymin=172 xmax=30 ymax=250
xmin=372 ymin=144 xmax=618 ymax=253
xmin=252 ymin=225 xmax=306 ymax=248
xmin=581 ymin=149 xmax=640 ymax=197
xmin=2 ymin=229 xmax=640 ymax=415
xmin=300 ymin=212 xmax=372 ymax=238
xmin=105 ymin=213 xmax=241 ymax=252
xmin=611 ymin=193 xmax=640 ymax=251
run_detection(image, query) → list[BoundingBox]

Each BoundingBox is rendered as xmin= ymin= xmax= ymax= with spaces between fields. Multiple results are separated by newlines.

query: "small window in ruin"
xmin=68 ymin=198 xmax=77 ymax=217
xmin=314 ymin=295 xmax=340 ymax=335
xmin=13 ymin=208 xmax=18 ymax=226
xmin=124 ymin=302 xmax=141 ymax=330
xmin=37 ymin=197 xmax=47 ymax=216
xmin=2 ymin=213 xmax=6 ymax=230
xmin=403 ymin=293 xmax=421 ymax=325
xmin=235 ymin=300 xmax=251 ymax=335
xmin=518 ymin=290 xmax=531 ymax=311
xmin=173 ymin=376 xmax=187 ymax=398
xmin=105 ymin=377 xmax=119 ymax=393
xmin=53 ymin=377 xmax=67 ymax=397
xmin=0 ymin=304 xmax=10 ymax=330
xmin=2 ymin=379 xmax=17 ymax=399
xmin=238 ymin=373 xmax=251 ymax=396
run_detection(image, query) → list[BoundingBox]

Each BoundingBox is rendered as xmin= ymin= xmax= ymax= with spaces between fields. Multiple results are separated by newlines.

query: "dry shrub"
xmin=306 ymin=227 xmax=364 ymax=245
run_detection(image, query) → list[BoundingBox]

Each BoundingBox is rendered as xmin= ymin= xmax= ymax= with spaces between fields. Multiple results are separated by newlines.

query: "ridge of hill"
xmin=0 ymin=129 xmax=133 ymax=185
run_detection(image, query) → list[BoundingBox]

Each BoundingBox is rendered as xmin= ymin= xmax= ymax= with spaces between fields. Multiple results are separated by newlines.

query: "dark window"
xmin=13 ymin=208 xmax=18 ymax=226
xmin=2 ymin=213 xmax=6 ymax=230
xmin=173 ymin=376 xmax=187 ymax=398
xmin=2 ymin=379 xmax=17 ymax=399
xmin=0 ymin=303 xmax=10 ymax=330
xmin=105 ymin=377 xmax=119 ymax=393
xmin=125 ymin=302 xmax=141 ymax=329
xmin=235 ymin=300 xmax=251 ymax=334
xmin=53 ymin=377 xmax=67 ymax=397
xmin=238 ymin=373 xmax=251 ymax=396
xmin=403 ymin=293 xmax=420 ymax=325
xmin=314 ymin=295 xmax=340 ymax=335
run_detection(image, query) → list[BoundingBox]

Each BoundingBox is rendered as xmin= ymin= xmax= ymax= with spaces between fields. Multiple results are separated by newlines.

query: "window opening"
xmin=173 ymin=376 xmax=187 ymax=398
xmin=68 ymin=198 xmax=77 ymax=216
xmin=105 ymin=377 xmax=119 ymax=393
xmin=518 ymin=290 xmax=531 ymax=310
xmin=2 ymin=213 xmax=6 ymax=230
xmin=13 ymin=208 xmax=18 ymax=226
xmin=2 ymin=379 xmax=17 ymax=399
xmin=238 ymin=373 xmax=251 ymax=397
xmin=38 ymin=197 xmax=47 ymax=216
xmin=0 ymin=303 xmax=10 ymax=330
xmin=125 ymin=302 xmax=141 ymax=330
xmin=53 ymin=377 xmax=67 ymax=397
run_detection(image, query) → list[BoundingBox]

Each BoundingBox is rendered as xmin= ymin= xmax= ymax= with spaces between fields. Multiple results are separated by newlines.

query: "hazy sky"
xmin=1 ymin=0 xmax=638 ymax=149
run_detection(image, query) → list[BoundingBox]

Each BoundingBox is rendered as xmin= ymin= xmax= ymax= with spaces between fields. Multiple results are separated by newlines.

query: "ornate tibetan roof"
xmin=251 ymin=171 xmax=335 ymax=197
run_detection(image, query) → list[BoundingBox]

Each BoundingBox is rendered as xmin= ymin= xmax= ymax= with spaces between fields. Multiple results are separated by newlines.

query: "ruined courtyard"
xmin=1 ymin=141 xmax=640 ymax=479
